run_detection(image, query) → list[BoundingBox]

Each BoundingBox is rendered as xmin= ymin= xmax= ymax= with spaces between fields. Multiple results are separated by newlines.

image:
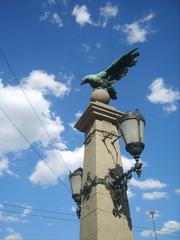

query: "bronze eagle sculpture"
xmin=81 ymin=48 xmax=140 ymax=100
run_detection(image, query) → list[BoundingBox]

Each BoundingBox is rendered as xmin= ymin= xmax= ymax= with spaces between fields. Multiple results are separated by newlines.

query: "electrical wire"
xmin=0 ymin=209 xmax=79 ymax=223
xmin=1 ymin=208 xmax=179 ymax=239
xmin=0 ymin=48 xmax=71 ymax=172
xmin=96 ymin=208 xmax=180 ymax=239
xmin=1 ymin=202 xmax=76 ymax=217
xmin=0 ymin=105 xmax=70 ymax=193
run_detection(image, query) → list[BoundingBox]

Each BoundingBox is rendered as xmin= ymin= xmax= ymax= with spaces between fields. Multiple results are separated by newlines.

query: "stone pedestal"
xmin=75 ymin=101 xmax=134 ymax=240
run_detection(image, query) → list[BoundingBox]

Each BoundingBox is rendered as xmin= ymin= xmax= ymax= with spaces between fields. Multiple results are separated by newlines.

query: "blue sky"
xmin=0 ymin=0 xmax=180 ymax=239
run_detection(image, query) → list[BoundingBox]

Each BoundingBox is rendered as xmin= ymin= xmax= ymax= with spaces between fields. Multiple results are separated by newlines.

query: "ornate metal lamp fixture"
xmin=69 ymin=109 xmax=145 ymax=218
xmin=69 ymin=167 xmax=83 ymax=218
xmin=117 ymin=109 xmax=145 ymax=177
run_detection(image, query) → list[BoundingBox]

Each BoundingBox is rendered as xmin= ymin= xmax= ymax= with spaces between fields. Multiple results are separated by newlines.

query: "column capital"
xmin=75 ymin=101 xmax=124 ymax=133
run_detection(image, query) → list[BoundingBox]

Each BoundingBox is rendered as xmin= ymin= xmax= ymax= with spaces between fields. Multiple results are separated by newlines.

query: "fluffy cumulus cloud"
xmin=72 ymin=5 xmax=92 ymax=26
xmin=29 ymin=146 xmax=84 ymax=187
xmin=114 ymin=13 xmax=155 ymax=44
xmin=121 ymin=155 xmax=136 ymax=172
xmin=100 ymin=2 xmax=118 ymax=27
xmin=141 ymin=220 xmax=180 ymax=238
xmin=0 ymin=70 xmax=70 ymax=154
xmin=72 ymin=3 xmax=118 ymax=28
xmin=142 ymin=191 xmax=168 ymax=200
xmin=130 ymin=177 xmax=167 ymax=190
xmin=3 ymin=228 xmax=22 ymax=240
xmin=147 ymin=78 xmax=180 ymax=113
xmin=40 ymin=11 xmax=63 ymax=28
xmin=23 ymin=70 xmax=70 ymax=97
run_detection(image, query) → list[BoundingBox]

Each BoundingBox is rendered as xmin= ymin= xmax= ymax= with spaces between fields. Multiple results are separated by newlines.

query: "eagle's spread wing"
xmin=104 ymin=48 xmax=140 ymax=82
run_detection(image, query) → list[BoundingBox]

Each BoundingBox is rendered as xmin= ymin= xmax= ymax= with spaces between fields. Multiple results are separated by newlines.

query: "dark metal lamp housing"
xmin=118 ymin=109 xmax=145 ymax=177
xmin=69 ymin=167 xmax=83 ymax=218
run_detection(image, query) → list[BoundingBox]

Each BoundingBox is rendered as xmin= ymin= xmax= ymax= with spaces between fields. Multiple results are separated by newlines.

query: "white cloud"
xmin=147 ymin=78 xmax=180 ymax=113
xmin=71 ymin=206 xmax=76 ymax=212
xmin=40 ymin=11 xmax=50 ymax=21
xmin=0 ymin=70 xmax=70 ymax=154
xmin=96 ymin=42 xmax=101 ymax=49
xmin=4 ymin=228 xmax=22 ymax=240
xmin=100 ymin=3 xmax=118 ymax=27
xmin=141 ymin=220 xmax=180 ymax=238
xmin=136 ymin=206 xmax=141 ymax=212
xmin=121 ymin=155 xmax=146 ymax=173
xmin=114 ymin=13 xmax=155 ymax=44
xmin=24 ymin=70 xmax=70 ymax=97
xmin=48 ymin=0 xmax=56 ymax=5
xmin=81 ymin=44 xmax=90 ymax=53
xmin=0 ymin=212 xmax=18 ymax=223
xmin=142 ymin=191 xmax=168 ymax=200
xmin=121 ymin=23 xmax=148 ymax=44
xmin=75 ymin=111 xmax=82 ymax=119
xmin=29 ymin=146 xmax=84 ymax=187
xmin=0 ymin=156 xmax=16 ymax=177
xmin=21 ymin=206 xmax=32 ymax=217
xmin=69 ymin=110 xmax=82 ymax=130
xmin=51 ymin=12 xmax=63 ymax=27
xmin=88 ymin=55 xmax=96 ymax=63
xmin=158 ymin=221 xmax=180 ymax=236
xmin=141 ymin=230 xmax=153 ymax=238
xmin=127 ymin=188 xmax=135 ymax=199
xmin=130 ymin=177 xmax=167 ymax=190
xmin=72 ymin=5 xmax=92 ymax=26
xmin=40 ymin=11 xmax=63 ymax=28
xmin=139 ymin=13 xmax=155 ymax=23
xmin=175 ymin=188 xmax=180 ymax=195
xmin=47 ymin=0 xmax=67 ymax=5
xmin=121 ymin=155 xmax=136 ymax=172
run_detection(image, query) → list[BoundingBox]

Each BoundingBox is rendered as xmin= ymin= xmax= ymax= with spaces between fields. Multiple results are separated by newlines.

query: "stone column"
xmin=75 ymin=100 xmax=134 ymax=240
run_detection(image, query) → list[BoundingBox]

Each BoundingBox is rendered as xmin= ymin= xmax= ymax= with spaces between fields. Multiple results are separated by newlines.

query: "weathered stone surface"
xmin=75 ymin=101 xmax=134 ymax=240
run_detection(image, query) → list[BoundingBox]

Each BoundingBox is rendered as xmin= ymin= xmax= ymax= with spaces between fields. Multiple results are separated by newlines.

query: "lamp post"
xmin=146 ymin=210 xmax=159 ymax=240
xmin=69 ymin=109 xmax=145 ymax=218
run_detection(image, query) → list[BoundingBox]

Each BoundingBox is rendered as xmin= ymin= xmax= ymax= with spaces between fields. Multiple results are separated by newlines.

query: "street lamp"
xmin=69 ymin=109 xmax=146 ymax=218
xmin=69 ymin=167 xmax=83 ymax=218
xmin=117 ymin=109 xmax=145 ymax=176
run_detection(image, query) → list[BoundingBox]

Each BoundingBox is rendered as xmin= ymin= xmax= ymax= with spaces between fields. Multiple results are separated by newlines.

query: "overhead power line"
xmin=0 ymin=105 xmax=70 ymax=193
xmin=0 ymin=48 xmax=71 ymax=172
xmin=0 ymin=209 xmax=78 ymax=223
xmin=1 ymin=208 xmax=179 ymax=239
xmin=2 ymin=202 xmax=76 ymax=217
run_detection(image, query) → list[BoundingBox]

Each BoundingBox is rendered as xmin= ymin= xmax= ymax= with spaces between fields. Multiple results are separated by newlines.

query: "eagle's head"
xmin=81 ymin=75 xmax=93 ymax=85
